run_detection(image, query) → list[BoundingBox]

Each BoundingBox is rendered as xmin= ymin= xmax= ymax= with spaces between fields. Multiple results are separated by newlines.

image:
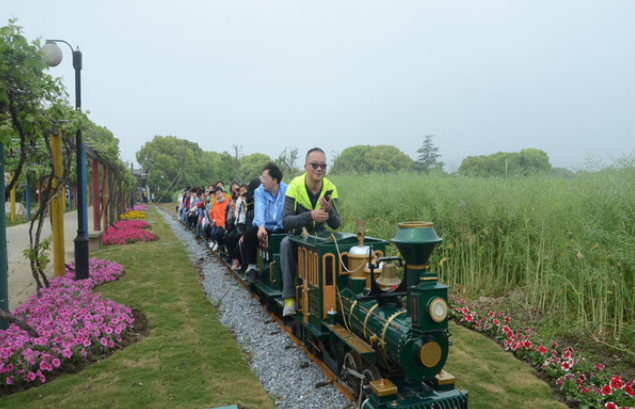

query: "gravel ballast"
xmin=159 ymin=208 xmax=353 ymax=409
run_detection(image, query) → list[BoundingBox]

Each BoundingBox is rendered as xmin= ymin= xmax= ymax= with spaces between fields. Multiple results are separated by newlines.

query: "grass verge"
xmin=446 ymin=322 xmax=567 ymax=408
xmin=0 ymin=206 xmax=273 ymax=409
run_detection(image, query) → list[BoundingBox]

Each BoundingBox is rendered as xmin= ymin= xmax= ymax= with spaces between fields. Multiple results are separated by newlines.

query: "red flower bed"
xmin=102 ymin=219 xmax=156 ymax=245
xmin=453 ymin=299 xmax=635 ymax=408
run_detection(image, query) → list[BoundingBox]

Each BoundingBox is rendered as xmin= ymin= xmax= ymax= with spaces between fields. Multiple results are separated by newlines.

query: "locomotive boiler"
xmin=250 ymin=221 xmax=468 ymax=409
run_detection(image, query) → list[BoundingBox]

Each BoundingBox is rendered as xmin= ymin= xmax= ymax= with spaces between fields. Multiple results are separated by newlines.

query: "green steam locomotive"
xmin=246 ymin=221 xmax=468 ymax=409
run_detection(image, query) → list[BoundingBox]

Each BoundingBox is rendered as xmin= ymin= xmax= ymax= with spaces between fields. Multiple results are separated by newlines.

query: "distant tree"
xmin=275 ymin=146 xmax=300 ymax=176
xmin=331 ymin=145 xmax=413 ymax=174
xmin=458 ymin=148 xmax=551 ymax=177
xmin=331 ymin=145 xmax=372 ymax=174
xmin=239 ymin=153 xmax=271 ymax=182
xmin=147 ymin=169 xmax=168 ymax=192
xmin=365 ymin=145 xmax=414 ymax=172
xmin=200 ymin=151 xmax=234 ymax=185
xmin=136 ymin=136 xmax=205 ymax=188
xmin=415 ymin=135 xmax=445 ymax=173
xmin=517 ymin=148 xmax=551 ymax=176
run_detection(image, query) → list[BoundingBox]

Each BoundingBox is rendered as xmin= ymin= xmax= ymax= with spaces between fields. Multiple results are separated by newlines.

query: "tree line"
xmin=138 ymin=133 xmax=557 ymax=197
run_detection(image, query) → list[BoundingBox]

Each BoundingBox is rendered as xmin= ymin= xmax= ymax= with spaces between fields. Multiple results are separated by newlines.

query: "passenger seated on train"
xmin=222 ymin=183 xmax=241 ymax=263
xmin=224 ymin=184 xmax=248 ymax=270
xmin=186 ymin=188 xmax=203 ymax=229
xmin=202 ymin=188 xmax=213 ymax=245
xmin=187 ymin=188 xmax=206 ymax=238
xmin=180 ymin=187 xmax=194 ymax=223
xmin=242 ymin=162 xmax=288 ymax=284
xmin=177 ymin=189 xmax=187 ymax=214
xmin=280 ymin=148 xmax=340 ymax=316
xmin=245 ymin=178 xmax=260 ymax=227
xmin=224 ymin=187 xmax=237 ymax=252
xmin=209 ymin=186 xmax=229 ymax=251
xmin=210 ymin=180 xmax=231 ymax=206
xmin=228 ymin=181 xmax=240 ymax=200
xmin=235 ymin=178 xmax=261 ymax=270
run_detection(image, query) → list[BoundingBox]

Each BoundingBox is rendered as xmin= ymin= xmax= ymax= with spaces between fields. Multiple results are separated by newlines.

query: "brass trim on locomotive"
xmin=363 ymin=303 xmax=379 ymax=341
xmin=381 ymin=310 xmax=407 ymax=349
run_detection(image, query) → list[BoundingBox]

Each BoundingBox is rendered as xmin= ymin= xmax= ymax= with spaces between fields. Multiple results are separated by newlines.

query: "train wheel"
xmin=342 ymin=351 xmax=363 ymax=394
xmin=356 ymin=365 xmax=382 ymax=405
xmin=362 ymin=366 xmax=382 ymax=383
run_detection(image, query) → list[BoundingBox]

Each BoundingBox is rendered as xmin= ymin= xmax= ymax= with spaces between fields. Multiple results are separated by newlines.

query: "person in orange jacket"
xmin=209 ymin=186 xmax=229 ymax=251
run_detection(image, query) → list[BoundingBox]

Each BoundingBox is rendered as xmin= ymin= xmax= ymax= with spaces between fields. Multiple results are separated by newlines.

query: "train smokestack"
xmin=391 ymin=221 xmax=442 ymax=285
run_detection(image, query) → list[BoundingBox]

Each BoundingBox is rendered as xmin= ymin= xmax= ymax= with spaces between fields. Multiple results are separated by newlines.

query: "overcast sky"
xmin=4 ymin=0 xmax=634 ymax=171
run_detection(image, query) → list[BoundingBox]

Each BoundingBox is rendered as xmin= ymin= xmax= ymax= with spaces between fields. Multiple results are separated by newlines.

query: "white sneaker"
xmin=212 ymin=242 xmax=219 ymax=252
xmin=283 ymin=302 xmax=296 ymax=317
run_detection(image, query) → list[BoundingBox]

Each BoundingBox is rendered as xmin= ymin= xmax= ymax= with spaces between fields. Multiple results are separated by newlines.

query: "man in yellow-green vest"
xmin=280 ymin=147 xmax=341 ymax=316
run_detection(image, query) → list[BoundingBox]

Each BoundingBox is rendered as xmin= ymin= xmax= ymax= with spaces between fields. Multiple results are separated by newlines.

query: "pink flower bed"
xmin=0 ymin=259 xmax=133 ymax=387
xmin=131 ymin=205 xmax=147 ymax=211
xmin=453 ymin=299 xmax=635 ymax=408
xmin=102 ymin=219 xmax=155 ymax=245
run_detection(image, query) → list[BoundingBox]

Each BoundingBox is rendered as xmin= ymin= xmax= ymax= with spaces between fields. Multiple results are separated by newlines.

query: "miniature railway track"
xmin=166 ymin=210 xmax=356 ymax=404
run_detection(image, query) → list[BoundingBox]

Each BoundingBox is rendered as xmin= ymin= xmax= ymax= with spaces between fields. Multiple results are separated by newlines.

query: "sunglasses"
xmin=308 ymin=162 xmax=327 ymax=170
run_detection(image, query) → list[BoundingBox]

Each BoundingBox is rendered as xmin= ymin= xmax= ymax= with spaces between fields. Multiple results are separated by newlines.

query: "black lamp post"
xmin=43 ymin=39 xmax=89 ymax=280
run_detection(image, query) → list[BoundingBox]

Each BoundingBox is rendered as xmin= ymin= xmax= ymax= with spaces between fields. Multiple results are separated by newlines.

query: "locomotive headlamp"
xmin=429 ymin=298 xmax=448 ymax=323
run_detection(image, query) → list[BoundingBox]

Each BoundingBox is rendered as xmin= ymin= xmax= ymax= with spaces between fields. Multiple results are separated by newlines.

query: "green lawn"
xmin=446 ymin=322 xmax=566 ymax=409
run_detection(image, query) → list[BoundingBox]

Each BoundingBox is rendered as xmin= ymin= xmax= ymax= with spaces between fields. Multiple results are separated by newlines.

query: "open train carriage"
xmin=252 ymin=233 xmax=287 ymax=312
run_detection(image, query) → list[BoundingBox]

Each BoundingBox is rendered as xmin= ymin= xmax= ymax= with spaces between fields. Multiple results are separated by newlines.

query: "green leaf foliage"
xmin=85 ymin=123 xmax=120 ymax=159
xmin=0 ymin=19 xmax=87 ymax=194
xmin=331 ymin=144 xmax=413 ymax=174
xmin=458 ymin=148 xmax=551 ymax=177
xmin=136 ymin=135 xmax=239 ymax=190
xmin=331 ymin=145 xmax=372 ymax=174
xmin=199 ymin=150 xmax=234 ymax=186
xmin=238 ymin=153 xmax=272 ymax=183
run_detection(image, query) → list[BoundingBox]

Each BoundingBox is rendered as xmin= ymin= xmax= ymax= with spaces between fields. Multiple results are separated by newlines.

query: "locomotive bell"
xmin=376 ymin=261 xmax=401 ymax=288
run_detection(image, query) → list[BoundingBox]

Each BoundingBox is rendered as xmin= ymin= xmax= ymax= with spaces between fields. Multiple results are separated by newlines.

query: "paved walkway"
xmin=5 ymin=207 xmax=98 ymax=311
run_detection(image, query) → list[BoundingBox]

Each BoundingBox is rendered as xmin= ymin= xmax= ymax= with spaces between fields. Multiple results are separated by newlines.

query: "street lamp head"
xmin=43 ymin=41 xmax=63 ymax=67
